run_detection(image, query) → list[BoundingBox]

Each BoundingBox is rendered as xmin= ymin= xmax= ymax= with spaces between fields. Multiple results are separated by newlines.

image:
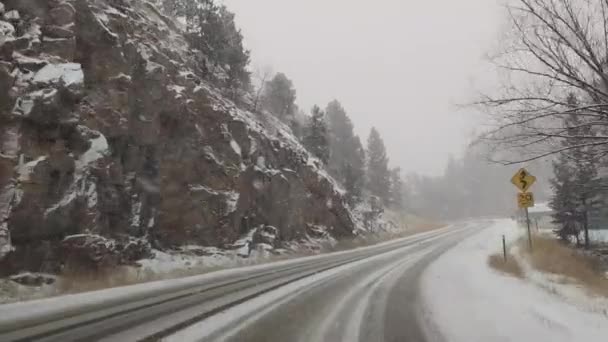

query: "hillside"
xmin=0 ymin=0 xmax=357 ymax=276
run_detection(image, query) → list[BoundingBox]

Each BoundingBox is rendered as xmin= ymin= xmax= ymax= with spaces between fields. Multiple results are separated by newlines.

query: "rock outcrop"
xmin=0 ymin=0 xmax=355 ymax=275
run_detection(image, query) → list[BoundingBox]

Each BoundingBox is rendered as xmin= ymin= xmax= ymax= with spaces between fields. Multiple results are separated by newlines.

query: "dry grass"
xmin=56 ymin=264 xmax=226 ymax=294
xmin=488 ymin=253 xmax=525 ymax=278
xmin=519 ymin=235 xmax=608 ymax=296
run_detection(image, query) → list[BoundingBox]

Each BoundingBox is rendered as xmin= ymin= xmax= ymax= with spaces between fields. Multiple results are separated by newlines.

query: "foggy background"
xmin=221 ymin=0 xmax=504 ymax=175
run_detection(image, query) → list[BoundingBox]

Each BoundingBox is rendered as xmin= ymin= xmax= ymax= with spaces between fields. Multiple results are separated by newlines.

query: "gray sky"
xmin=222 ymin=0 xmax=504 ymax=176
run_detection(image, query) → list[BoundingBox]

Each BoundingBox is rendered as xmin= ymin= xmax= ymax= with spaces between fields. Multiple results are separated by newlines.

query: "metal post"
xmin=525 ymin=207 xmax=533 ymax=251
xmin=502 ymin=235 xmax=507 ymax=262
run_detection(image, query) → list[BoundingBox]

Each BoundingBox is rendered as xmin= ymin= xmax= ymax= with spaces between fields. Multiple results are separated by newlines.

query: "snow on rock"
xmin=230 ymin=139 xmax=242 ymax=157
xmin=0 ymin=126 xmax=20 ymax=157
xmin=0 ymin=20 xmax=14 ymax=38
xmin=15 ymin=155 xmax=47 ymax=182
xmin=232 ymin=227 xmax=258 ymax=257
xmin=421 ymin=219 xmax=608 ymax=342
xmin=12 ymin=52 xmax=47 ymax=68
xmin=93 ymin=11 xmax=118 ymax=40
xmin=44 ymin=188 xmax=78 ymax=217
xmin=0 ymin=187 xmax=15 ymax=260
xmin=32 ymin=63 xmax=84 ymax=86
xmin=85 ymin=182 xmax=97 ymax=209
xmin=3 ymin=10 xmax=19 ymax=21
xmin=256 ymin=156 xmax=265 ymax=169
xmin=0 ymin=221 xmax=12 ymax=260
xmin=167 ymin=84 xmax=185 ymax=98
xmin=130 ymin=199 xmax=142 ymax=228
xmin=75 ymin=126 xmax=109 ymax=170
xmin=12 ymin=89 xmax=58 ymax=117
xmin=225 ymin=191 xmax=239 ymax=214
xmin=61 ymin=234 xmax=118 ymax=265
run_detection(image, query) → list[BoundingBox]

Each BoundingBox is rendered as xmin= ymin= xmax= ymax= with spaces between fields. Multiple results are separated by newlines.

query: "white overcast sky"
xmin=222 ymin=0 xmax=505 ymax=176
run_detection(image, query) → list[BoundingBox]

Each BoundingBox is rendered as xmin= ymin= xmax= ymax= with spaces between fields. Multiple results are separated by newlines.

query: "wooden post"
xmin=502 ymin=235 xmax=507 ymax=262
xmin=525 ymin=207 xmax=533 ymax=252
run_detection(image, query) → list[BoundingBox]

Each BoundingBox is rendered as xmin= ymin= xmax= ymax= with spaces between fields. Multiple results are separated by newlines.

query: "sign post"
xmin=511 ymin=168 xmax=536 ymax=251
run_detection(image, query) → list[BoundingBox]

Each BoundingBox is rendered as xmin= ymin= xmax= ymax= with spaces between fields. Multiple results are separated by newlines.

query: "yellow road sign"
xmin=517 ymin=192 xmax=535 ymax=208
xmin=511 ymin=168 xmax=536 ymax=192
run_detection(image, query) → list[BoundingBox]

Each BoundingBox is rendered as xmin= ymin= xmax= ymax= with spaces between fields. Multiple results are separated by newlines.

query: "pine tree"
xmin=366 ymin=127 xmax=391 ymax=205
xmin=262 ymin=73 xmax=296 ymax=118
xmin=325 ymin=100 xmax=365 ymax=205
xmin=549 ymin=94 xmax=601 ymax=248
xmin=389 ymin=167 xmax=405 ymax=210
xmin=342 ymin=137 xmax=366 ymax=206
xmin=550 ymin=155 xmax=580 ymax=243
xmin=304 ymin=106 xmax=330 ymax=164
xmin=179 ymin=0 xmax=250 ymax=97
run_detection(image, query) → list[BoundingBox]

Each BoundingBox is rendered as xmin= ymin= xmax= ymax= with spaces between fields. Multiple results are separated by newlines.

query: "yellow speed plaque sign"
xmin=517 ymin=192 xmax=534 ymax=208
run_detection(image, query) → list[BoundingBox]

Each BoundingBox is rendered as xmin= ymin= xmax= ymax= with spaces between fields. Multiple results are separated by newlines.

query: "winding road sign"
xmin=511 ymin=168 xmax=536 ymax=192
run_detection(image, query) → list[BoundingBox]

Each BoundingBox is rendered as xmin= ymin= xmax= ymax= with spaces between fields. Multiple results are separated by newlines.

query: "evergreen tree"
xmin=366 ymin=127 xmax=391 ymax=205
xmin=177 ymin=0 xmax=250 ymax=97
xmin=304 ymin=106 xmax=330 ymax=164
xmin=342 ymin=137 xmax=366 ymax=206
xmin=325 ymin=100 xmax=365 ymax=205
xmin=389 ymin=167 xmax=405 ymax=210
xmin=262 ymin=73 xmax=297 ymax=118
xmin=550 ymin=155 xmax=580 ymax=243
xmin=549 ymin=94 xmax=601 ymax=248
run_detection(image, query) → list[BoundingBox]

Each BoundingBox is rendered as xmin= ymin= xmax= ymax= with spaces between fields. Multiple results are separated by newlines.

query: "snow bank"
xmin=421 ymin=219 xmax=608 ymax=342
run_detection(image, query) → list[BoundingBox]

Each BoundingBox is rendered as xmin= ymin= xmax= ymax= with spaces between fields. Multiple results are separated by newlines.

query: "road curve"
xmin=0 ymin=221 xmax=484 ymax=342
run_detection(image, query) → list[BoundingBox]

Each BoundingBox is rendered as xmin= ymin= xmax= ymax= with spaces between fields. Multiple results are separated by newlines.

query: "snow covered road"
xmin=5 ymin=219 xmax=604 ymax=342
xmin=0 ymin=221 xmax=480 ymax=342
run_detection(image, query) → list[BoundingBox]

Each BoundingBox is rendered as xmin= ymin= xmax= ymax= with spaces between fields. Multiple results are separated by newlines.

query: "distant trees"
xmin=366 ymin=128 xmax=391 ymax=205
xmin=325 ymin=100 xmax=366 ymax=205
xmin=303 ymin=106 xmax=330 ymax=165
xmin=388 ymin=167 xmax=405 ymax=210
xmin=262 ymin=73 xmax=297 ymax=118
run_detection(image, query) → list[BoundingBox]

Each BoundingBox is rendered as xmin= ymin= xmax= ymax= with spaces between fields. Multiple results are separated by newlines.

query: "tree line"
xmin=258 ymin=72 xmax=405 ymax=210
xmin=154 ymin=0 xmax=406 ymax=211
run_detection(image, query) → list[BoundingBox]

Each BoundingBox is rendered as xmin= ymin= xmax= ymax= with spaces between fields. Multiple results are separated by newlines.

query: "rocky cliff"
xmin=0 ymin=0 xmax=355 ymax=275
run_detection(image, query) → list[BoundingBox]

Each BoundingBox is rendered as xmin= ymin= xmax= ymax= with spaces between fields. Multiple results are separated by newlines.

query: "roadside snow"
xmin=137 ymin=250 xmax=232 ymax=275
xmin=421 ymin=219 xmax=608 ymax=342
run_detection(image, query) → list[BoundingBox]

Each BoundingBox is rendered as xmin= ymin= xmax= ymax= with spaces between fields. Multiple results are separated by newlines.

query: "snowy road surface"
xmin=0 ymin=222 xmax=478 ymax=342
xmin=11 ymin=219 xmax=606 ymax=342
